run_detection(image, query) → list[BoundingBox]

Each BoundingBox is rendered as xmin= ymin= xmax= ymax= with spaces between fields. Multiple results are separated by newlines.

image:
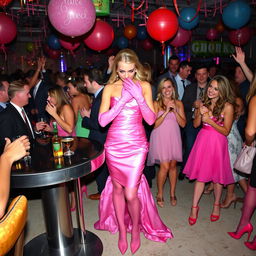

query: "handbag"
xmin=234 ymin=142 xmax=256 ymax=174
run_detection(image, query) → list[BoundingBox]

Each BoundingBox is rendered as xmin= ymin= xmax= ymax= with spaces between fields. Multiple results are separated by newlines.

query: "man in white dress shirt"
xmin=174 ymin=61 xmax=192 ymax=100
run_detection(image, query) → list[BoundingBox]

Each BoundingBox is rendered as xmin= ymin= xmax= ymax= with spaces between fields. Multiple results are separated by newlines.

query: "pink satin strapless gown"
xmin=95 ymin=97 xmax=173 ymax=242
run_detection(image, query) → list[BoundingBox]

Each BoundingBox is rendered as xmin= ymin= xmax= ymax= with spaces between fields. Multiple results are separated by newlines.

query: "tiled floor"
xmin=17 ymin=174 xmax=255 ymax=256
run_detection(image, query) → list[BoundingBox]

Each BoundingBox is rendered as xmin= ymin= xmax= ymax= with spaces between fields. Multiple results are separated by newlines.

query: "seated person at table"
xmin=36 ymin=87 xmax=75 ymax=136
xmin=0 ymin=80 xmax=35 ymax=154
xmin=0 ymin=136 xmax=30 ymax=218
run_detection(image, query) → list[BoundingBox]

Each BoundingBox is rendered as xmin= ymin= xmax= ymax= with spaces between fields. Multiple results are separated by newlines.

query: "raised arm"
xmin=98 ymin=85 xmax=132 ymax=127
xmin=232 ymin=47 xmax=253 ymax=82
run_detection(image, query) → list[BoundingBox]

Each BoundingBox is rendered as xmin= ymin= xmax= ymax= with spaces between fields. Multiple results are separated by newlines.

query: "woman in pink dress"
xmin=148 ymin=78 xmax=186 ymax=207
xmin=183 ymin=75 xmax=235 ymax=225
xmin=95 ymin=49 xmax=173 ymax=254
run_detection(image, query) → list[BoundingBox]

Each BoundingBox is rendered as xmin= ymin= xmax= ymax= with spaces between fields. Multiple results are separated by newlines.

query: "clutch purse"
xmin=234 ymin=142 xmax=256 ymax=174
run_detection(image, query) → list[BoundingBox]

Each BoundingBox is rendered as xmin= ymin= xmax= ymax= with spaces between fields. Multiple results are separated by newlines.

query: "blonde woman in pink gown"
xmin=147 ymin=78 xmax=186 ymax=207
xmin=95 ymin=49 xmax=173 ymax=254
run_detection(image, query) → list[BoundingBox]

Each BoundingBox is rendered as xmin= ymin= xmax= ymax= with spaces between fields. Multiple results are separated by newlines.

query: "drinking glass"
xmin=62 ymin=137 xmax=74 ymax=156
xmin=38 ymin=117 xmax=47 ymax=138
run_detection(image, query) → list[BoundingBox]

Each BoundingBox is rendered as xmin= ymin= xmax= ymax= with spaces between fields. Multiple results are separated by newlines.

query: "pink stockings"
xmin=112 ymin=179 xmax=141 ymax=254
xmin=236 ymin=185 xmax=256 ymax=233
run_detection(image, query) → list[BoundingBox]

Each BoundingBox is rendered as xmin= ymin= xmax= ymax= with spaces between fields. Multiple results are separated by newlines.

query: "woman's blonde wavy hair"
xmin=246 ymin=72 xmax=256 ymax=103
xmin=203 ymin=75 xmax=235 ymax=118
xmin=108 ymin=49 xmax=147 ymax=84
xmin=156 ymin=78 xmax=177 ymax=111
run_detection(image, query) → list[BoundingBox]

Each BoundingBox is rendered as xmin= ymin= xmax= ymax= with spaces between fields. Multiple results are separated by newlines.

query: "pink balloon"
xmin=170 ymin=27 xmax=191 ymax=47
xmin=0 ymin=13 xmax=17 ymax=44
xmin=206 ymin=28 xmax=219 ymax=41
xmin=59 ymin=37 xmax=80 ymax=51
xmin=84 ymin=20 xmax=114 ymax=51
xmin=48 ymin=0 xmax=96 ymax=37
xmin=228 ymin=26 xmax=252 ymax=46
xmin=141 ymin=38 xmax=154 ymax=51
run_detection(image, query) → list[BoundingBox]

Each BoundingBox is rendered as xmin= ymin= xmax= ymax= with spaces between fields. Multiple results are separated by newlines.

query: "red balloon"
xmin=124 ymin=24 xmax=137 ymax=40
xmin=146 ymin=7 xmax=178 ymax=43
xmin=43 ymin=45 xmax=61 ymax=59
xmin=228 ymin=26 xmax=252 ymax=46
xmin=141 ymin=38 xmax=153 ymax=51
xmin=0 ymin=13 xmax=17 ymax=44
xmin=0 ymin=0 xmax=12 ymax=7
xmin=206 ymin=28 xmax=219 ymax=41
xmin=59 ymin=37 xmax=80 ymax=51
xmin=84 ymin=20 xmax=114 ymax=51
xmin=170 ymin=27 xmax=191 ymax=47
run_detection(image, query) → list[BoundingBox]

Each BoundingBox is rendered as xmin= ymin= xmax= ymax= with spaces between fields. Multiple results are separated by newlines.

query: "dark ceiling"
xmin=2 ymin=0 xmax=256 ymax=43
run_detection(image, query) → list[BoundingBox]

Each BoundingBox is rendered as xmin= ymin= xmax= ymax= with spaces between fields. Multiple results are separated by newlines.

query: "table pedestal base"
xmin=24 ymin=229 xmax=103 ymax=256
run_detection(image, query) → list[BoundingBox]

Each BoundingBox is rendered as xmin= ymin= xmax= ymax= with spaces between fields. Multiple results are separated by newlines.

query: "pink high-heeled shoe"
xmin=244 ymin=236 xmax=256 ymax=250
xmin=131 ymin=228 xmax=140 ymax=254
xmin=118 ymin=231 xmax=128 ymax=255
xmin=228 ymin=223 xmax=253 ymax=241
xmin=188 ymin=206 xmax=199 ymax=226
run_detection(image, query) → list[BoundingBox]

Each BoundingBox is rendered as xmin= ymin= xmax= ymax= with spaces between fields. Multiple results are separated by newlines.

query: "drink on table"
xmin=52 ymin=121 xmax=63 ymax=158
xmin=62 ymin=137 xmax=74 ymax=156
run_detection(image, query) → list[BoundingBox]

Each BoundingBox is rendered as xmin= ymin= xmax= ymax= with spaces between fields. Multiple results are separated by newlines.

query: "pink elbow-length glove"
xmin=123 ymin=78 xmax=156 ymax=125
xmin=98 ymin=88 xmax=132 ymax=127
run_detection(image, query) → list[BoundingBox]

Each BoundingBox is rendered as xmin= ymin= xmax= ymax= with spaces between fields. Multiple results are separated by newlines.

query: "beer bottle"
xmin=52 ymin=121 xmax=63 ymax=157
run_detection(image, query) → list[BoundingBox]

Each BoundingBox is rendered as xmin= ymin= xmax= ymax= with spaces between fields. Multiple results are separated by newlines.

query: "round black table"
xmin=11 ymin=137 xmax=105 ymax=256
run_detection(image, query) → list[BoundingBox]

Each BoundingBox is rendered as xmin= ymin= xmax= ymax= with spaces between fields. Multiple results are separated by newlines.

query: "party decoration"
xmin=48 ymin=0 xmax=96 ymax=37
xmin=191 ymin=40 xmax=234 ymax=57
xmin=0 ymin=0 xmax=12 ymax=7
xmin=59 ymin=37 xmax=80 ymax=51
xmin=170 ymin=27 xmax=191 ymax=47
xmin=222 ymin=1 xmax=251 ymax=29
xmin=117 ymin=36 xmax=128 ymax=49
xmin=137 ymin=26 xmax=147 ymax=40
xmin=43 ymin=44 xmax=61 ymax=59
xmin=84 ymin=20 xmax=114 ymax=51
xmin=206 ymin=28 xmax=219 ymax=41
xmin=47 ymin=34 xmax=61 ymax=50
xmin=146 ymin=7 xmax=178 ymax=43
xmin=178 ymin=7 xmax=199 ymax=30
xmin=0 ymin=13 xmax=17 ymax=44
xmin=124 ymin=24 xmax=137 ymax=40
xmin=228 ymin=26 xmax=252 ymax=46
xmin=93 ymin=0 xmax=110 ymax=16
xmin=141 ymin=38 xmax=153 ymax=51
xmin=215 ymin=20 xmax=225 ymax=33
xmin=26 ymin=42 xmax=34 ymax=52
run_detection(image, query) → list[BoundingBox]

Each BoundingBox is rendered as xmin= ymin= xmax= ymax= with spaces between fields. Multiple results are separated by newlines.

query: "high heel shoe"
xmin=156 ymin=196 xmax=164 ymax=208
xmin=210 ymin=203 xmax=220 ymax=222
xmin=244 ymin=236 xmax=256 ymax=250
xmin=228 ymin=223 xmax=253 ymax=241
xmin=170 ymin=196 xmax=177 ymax=206
xmin=131 ymin=228 xmax=140 ymax=254
xmin=118 ymin=231 xmax=128 ymax=255
xmin=188 ymin=206 xmax=199 ymax=226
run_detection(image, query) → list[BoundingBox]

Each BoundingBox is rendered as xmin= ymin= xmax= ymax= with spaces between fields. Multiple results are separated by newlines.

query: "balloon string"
xmin=161 ymin=42 xmax=165 ymax=55
xmin=173 ymin=0 xmax=202 ymax=22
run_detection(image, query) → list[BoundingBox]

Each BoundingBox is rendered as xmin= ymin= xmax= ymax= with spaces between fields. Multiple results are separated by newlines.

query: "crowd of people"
xmin=0 ymin=46 xmax=256 ymax=254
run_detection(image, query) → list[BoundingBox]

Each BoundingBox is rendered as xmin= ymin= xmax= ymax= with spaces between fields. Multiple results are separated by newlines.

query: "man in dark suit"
xmin=0 ymin=75 xmax=9 ymax=112
xmin=0 ymin=80 xmax=35 ymax=154
xmin=179 ymin=65 xmax=209 ymax=180
xmin=81 ymin=69 xmax=109 ymax=200
xmin=25 ymin=57 xmax=52 ymax=122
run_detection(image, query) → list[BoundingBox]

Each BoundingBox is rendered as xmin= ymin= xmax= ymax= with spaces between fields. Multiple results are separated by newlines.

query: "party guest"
xmin=95 ymin=49 xmax=172 ymax=255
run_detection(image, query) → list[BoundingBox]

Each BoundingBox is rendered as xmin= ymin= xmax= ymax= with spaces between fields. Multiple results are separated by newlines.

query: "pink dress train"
xmin=183 ymin=116 xmax=234 ymax=185
xmin=94 ymin=97 xmax=173 ymax=242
